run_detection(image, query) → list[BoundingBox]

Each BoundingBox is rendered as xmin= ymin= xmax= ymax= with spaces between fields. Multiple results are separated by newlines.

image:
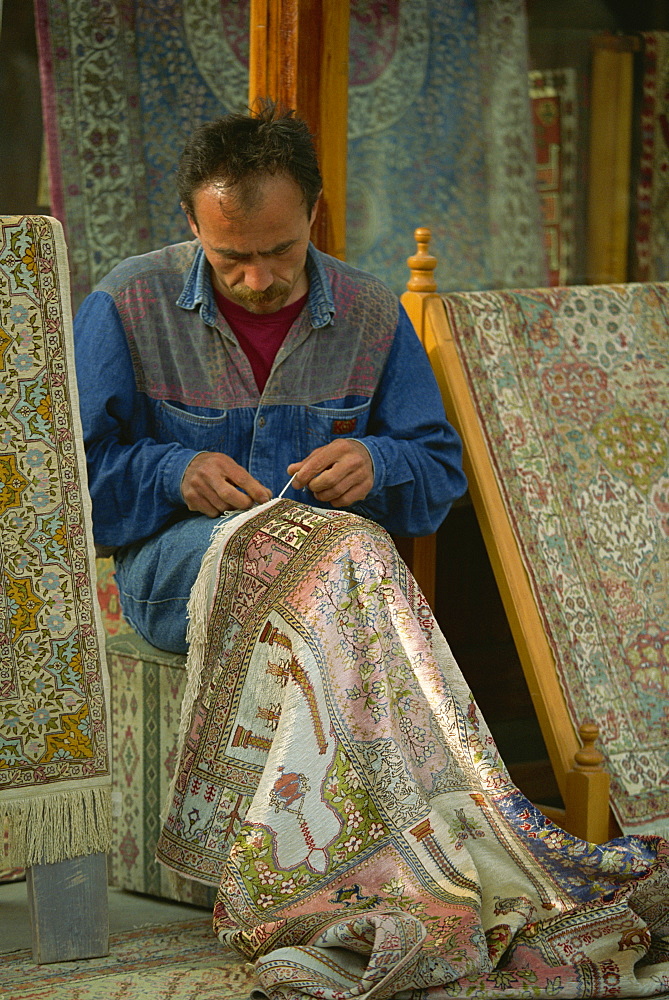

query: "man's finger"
xmin=288 ymin=440 xmax=373 ymax=506
xmin=182 ymin=452 xmax=272 ymax=512
xmin=288 ymin=440 xmax=359 ymax=489
xmin=287 ymin=453 xmax=327 ymax=490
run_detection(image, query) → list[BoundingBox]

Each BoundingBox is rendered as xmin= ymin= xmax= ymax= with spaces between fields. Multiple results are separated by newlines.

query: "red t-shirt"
xmin=214 ymin=288 xmax=308 ymax=393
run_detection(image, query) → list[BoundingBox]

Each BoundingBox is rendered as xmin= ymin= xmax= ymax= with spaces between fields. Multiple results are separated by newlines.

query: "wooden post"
xmin=564 ymin=724 xmax=612 ymax=844
xmin=406 ymin=227 xmax=438 ymax=293
xmin=27 ymin=853 xmax=109 ymax=963
xmin=248 ymin=0 xmax=349 ymax=259
xmin=395 ymin=227 xmax=442 ymax=610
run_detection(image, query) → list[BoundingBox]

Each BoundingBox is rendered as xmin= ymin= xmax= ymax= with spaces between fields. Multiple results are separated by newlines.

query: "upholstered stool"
xmin=97 ymin=558 xmax=216 ymax=907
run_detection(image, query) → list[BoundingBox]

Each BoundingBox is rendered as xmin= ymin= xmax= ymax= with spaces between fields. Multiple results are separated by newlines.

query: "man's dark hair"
xmin=177 ymin=99 xmax=322 ymax=221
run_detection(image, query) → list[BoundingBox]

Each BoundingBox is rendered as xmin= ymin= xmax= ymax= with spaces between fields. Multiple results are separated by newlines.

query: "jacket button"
xmin=257 ymin=416 xmax=266 ymax=428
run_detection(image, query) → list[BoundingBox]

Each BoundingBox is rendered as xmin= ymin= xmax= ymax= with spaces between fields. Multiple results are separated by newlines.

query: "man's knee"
xmin=113 ymin=515 xmax=220 ymax=652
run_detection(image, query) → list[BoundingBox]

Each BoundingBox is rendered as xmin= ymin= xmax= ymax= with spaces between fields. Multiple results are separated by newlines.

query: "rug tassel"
xmin=160 ymin=517 xmax=232 ymax=824
xmin=3 ymin=786 xmax=112 ymax=869
xmin=161 ymin=500 xmax=282 ymax=826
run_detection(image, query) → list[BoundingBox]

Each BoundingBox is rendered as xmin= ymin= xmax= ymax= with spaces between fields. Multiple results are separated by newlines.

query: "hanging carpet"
xmin=0 ymin=215 xmax=111 ymax=867
xmin=631 ymin=32 xmax=669 ymax=283
xmin=34 ymin=0 xmax=546 ymax=307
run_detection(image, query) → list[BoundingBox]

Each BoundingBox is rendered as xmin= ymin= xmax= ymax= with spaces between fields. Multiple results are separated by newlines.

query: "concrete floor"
xmin=0 ymin=876 xmax=208 ymax=954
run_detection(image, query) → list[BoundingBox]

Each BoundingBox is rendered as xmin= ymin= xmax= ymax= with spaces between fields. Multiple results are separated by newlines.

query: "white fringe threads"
xmin=161 ymin=499 xmax=283 ymax=827
xmin=2 ymin=786 xmax=112 ymax=868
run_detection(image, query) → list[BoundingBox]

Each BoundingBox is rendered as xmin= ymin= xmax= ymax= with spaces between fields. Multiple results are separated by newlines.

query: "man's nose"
xmin=242 ymin=260 xmax=274 ymax=291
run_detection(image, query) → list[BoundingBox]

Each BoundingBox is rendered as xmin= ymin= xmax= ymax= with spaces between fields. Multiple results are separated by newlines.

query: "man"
xmin=74 ymin=101 xmax=467 ymax=653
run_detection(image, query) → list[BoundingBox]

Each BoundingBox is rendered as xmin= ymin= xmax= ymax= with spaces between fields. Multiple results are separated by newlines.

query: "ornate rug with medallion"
xmin=0 ymin=215 xmax=111 ymax=867
xmin=440 ymin=283 xmax=669 ymax=840
xmin=156 ymin=499 xmax=669 ymax=998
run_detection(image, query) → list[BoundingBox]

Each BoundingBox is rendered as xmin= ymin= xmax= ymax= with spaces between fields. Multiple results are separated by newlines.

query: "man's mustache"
xmin=232 ymin=282 xmax=288 ymax=305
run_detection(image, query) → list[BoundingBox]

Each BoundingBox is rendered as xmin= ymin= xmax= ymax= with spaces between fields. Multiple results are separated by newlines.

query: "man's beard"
xmin=229 ymin=281 xmax=291 ymax=311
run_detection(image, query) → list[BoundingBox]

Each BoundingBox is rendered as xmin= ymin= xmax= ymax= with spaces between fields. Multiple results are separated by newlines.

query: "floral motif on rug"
xmin=158 ymin=499 xmax=669 ymax=997
xmin=0 ymin=215 xmax=111 ymax=867
xmin=441 ymin=283 xmax=669 ymax=838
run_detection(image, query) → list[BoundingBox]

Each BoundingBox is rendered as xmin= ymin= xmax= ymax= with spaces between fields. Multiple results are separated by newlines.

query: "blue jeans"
xmin=114 ymin=512 xmax=241 ymax=653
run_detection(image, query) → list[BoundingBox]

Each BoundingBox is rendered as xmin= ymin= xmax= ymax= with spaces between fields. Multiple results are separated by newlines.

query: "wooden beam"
xmin=248 ymin=0 xmax=349 ymax=259
xmin=27 ymin=853 xmax=109 ymax=963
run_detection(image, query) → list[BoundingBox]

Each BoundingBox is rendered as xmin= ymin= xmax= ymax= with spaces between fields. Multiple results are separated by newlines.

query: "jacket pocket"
xmin=303 ymin=399 xmax=372 ymax=451
xmin=155 ymin=399 xmax=229 ymax=451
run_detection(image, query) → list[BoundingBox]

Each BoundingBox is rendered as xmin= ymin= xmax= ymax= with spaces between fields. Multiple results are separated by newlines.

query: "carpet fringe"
xmin=160 ymin=518 xmax=232 ymax=827
xmin=3 ymin=786 xmax=112 ymax=868
xmin=161 ymin=500 xmax=282 ymax=827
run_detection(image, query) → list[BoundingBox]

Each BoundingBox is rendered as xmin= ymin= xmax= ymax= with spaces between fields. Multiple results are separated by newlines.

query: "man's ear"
xmin=309 ymin=192 xmax=322 ymax=230
xmin=182 ymin=202 xmax=199 ymax=239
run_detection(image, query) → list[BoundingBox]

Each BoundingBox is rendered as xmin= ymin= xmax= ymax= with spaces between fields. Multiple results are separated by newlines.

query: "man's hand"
xmin=181 ymin=452 xmax=272 ymax=517
xmin=287 ymin=439 xmax=374 ymax=508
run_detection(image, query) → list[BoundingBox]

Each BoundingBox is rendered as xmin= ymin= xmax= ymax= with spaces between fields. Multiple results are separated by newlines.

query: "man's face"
xmin=187 ymin=173 xmax=319 ymax=315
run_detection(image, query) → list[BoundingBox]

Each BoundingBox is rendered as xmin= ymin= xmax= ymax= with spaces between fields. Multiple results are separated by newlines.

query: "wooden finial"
xmin=565 ymin=721 xmax=611 ymax=842
xmin=406 ymin=227 xmax=437 ymax=293
xmin=573 ymin=723 xmax=605 ymax=772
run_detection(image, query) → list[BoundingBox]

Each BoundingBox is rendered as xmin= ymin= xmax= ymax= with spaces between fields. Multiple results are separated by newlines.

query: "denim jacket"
xmin=74 ymin=241 xmax=466 ymax=548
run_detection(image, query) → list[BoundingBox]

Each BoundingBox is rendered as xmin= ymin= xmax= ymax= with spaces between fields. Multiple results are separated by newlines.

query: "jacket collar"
xmin=177 ymin=242 xmax=335 ymax=329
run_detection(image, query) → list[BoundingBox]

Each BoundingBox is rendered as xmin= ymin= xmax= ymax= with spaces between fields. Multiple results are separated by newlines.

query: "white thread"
xmin=277 ymin=474 xmax=297 ymax=499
